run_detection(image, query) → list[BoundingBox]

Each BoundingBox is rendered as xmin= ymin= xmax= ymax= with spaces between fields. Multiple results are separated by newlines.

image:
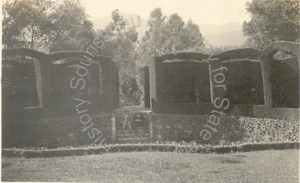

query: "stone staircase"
xmin=114 ymin=106 xmax=152 ymax=144
xmin=117 ymin=127 xmax=150 ymax=143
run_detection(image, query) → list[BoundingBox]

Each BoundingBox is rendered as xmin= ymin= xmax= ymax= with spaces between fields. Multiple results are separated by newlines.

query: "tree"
xmin=2 ymin=0 xmax=54 ymax=50
xmin=95 ymin=9 xmax=140 ymax=105
xmin=136 ymin=8 xmax=204 ymax=67
xmin=243 ymin=0 xmax=300 ymax=49
xmin=133 ymin=9 xmax=205 ymax=104
xmin=2 ymin=0 xmax=94 ymax=53
xmin=46 ymin=0 xmax=95 ymax=53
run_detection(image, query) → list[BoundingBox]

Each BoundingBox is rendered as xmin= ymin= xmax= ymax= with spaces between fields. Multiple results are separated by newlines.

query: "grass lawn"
xmin=2 ymin=149 xmax=299 ymax=182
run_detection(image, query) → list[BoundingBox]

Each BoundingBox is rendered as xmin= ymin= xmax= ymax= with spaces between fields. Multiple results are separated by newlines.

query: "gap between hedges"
xmin=2 ymin=142 xmax=299 ymax=158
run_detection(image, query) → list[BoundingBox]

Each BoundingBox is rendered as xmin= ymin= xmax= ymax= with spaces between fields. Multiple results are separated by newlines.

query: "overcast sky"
xmin=81 ymin=0 xmax=251 ymax=25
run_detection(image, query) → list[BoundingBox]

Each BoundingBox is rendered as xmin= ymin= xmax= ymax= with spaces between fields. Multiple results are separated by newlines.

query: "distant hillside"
xmin=199 ymin=23 xmax=242 ymax=35
xmin=93 ymin=13 xmax=148 ymax=30
xmin=203 ymin=31 xmax=246 ymax=47
xmin=92 ymin=13 xmax=148 ymax=40
xmin=200 ymin=23 xmax=247 ymax=47
xmin=92 ymin=14 xmax=246 ymax=46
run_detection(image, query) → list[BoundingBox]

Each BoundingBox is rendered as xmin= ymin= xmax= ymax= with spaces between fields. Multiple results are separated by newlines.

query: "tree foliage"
xmin=94 ymin=10 xmax=140 ymax=105
xmin=135 ymin=8 xmax=204 ymax=67
xmin=133 ymin=9 xmax=205 ymax=105
xmin=2 ymin=0 xmax=54 ymax=50
xmin=46 ymin=0 xmax=95 ymax=53
xmin=2 ymin=3 xmax=210 ymax=106
xmin=243 ymin=0 xmax=300 ymax=49
xmin=2 ymin=0 xmax=94 ymax=53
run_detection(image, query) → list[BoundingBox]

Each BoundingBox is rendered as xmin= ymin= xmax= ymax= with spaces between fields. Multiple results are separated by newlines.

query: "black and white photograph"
xmin=1 ymin=0 xmax=299 ymax=182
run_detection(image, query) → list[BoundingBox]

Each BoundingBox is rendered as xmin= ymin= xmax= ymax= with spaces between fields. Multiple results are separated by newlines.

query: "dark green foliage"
xmin=243 ymin=0 xmax=300 ymax=49
xmin=241 ymin=142 xmax=299 ymax=152
xmin=223 ymin=60 xmax=264 ymax=105
xmin=2 ymin=0 xmax=94 ymax=53
xmin=2 ymin=59 xmax=38 ymax=110
xmin=151 ymin=114 xmax=245 ymax=145
xmin=2 ymin=113 xmax=113 ymax=148
xmin=152 ymin=50 xmax=265 ymax=111
xmin=136 ymin=9 xmax=205 ymax=105
xmin=270 ymin=57 xmax=299 ymax=108
xmin=136 ymin=8 xmax=204 ymax=67
xmin=144 ymin=66 xmax=150 ymax=108
xmin=2 ymin=50 xmax=119 ymax=115
xmin=163 ymin=62 xmax=210 ymax=103
xmin=121 ymin=78 xmax=141 ymax=105
xmin=151 ymin=114 xmax=299 ymax=145
xmin=94 ymin=10 xmax=140 ymax=105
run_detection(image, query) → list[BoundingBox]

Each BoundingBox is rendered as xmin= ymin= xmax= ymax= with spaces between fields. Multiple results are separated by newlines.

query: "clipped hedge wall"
xmin=150 ymin=114 xmax=245 ymax=145
xmin=270 ymin=57 xmax=299 ymax=108
xmin=2 ymin=61 xmax=38 ymax=110
xmin=162 ymin=62 xmax=210 ymax=103
xmin=2 ymin=113 xmax=113 ymax=148
xmin=151 ymin=113 xmax=299 ymax=145
xmin=223 ymin=60 xmax=264 ymax=105
xmin=3 ymin=111 xmax=298 ymax=148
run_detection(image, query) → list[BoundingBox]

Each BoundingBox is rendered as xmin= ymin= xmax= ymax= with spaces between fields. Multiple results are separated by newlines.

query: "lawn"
xmin=2 ymin=149 xmax=299 ymax=182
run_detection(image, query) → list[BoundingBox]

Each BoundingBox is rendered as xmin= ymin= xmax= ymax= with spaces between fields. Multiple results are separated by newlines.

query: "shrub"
xmin=151 ymin=114 xmax=245 ymax=145
xmin=2 ymin=113 xmax=113 ymax=148
xmin=239 ymin=117 xmax=299 ymax=143
xmin=151 ymin=113 xmax=299 ymax=145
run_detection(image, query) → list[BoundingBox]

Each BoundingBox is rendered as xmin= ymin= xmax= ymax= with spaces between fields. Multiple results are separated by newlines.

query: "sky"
xmin=81 ymin=0 xmax=251 ymax=25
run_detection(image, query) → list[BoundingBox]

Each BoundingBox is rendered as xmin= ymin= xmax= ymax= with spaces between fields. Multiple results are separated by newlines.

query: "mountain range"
xmin=92 ymin=13 xmax=247 ymax=47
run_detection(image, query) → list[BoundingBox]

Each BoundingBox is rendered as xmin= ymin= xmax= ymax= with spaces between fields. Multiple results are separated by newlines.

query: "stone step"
xmin=116 ymin=127 xmax=146 ymax=131
xmin=117 ymin=133 xmax=148 ymax=137
xmin=117 ymin=137 xmax=150 ymax=143
xmin=117 ymin=133 xmax=135 ymax=137
xmin=117 ymin=132 xmax=150 ymax=136
xmin=116 ymin=129 xmax=148 ymax=134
